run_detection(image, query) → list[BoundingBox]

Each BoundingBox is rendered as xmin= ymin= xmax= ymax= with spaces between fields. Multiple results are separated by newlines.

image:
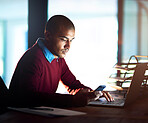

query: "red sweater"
xmin=9 ymin=42 xmax=89 ymax=107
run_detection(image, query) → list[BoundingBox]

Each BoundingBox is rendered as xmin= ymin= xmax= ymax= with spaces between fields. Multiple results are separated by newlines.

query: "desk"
xmin=0 ymin=98 xmax=148 ymax=123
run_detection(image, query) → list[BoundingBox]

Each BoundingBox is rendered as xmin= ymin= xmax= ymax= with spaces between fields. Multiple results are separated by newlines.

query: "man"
xmin=9 ymin=15 xmax=113 ymax=108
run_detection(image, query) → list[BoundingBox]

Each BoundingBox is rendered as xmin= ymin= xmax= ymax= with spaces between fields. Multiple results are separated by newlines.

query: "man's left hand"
xmin=101 ymin=91 xmax=114 ymax=102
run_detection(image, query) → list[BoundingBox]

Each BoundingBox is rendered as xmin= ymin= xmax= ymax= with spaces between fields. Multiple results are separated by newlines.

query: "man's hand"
xmin=72 ymin=88 xmax=114 ymax=107
xmin=92 ymin=90 xmax=114 ymax=102
xmin=101 ymin=91 xmax=114 ymax=102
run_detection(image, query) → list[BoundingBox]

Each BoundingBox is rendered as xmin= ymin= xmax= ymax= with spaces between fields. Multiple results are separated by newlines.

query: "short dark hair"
xmin=45 ymin=15 xmax=75 ymax=34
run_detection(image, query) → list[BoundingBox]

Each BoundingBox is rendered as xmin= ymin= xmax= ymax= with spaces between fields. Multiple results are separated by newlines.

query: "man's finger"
xmin=102 ymin=91 xmax=114 ymax=102
xmin=103 ymin=92 xmax=110 ymax=102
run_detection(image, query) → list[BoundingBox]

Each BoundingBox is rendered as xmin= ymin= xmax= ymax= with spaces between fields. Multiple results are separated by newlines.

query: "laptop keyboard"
xmin=100 ymin=98 xmax=125 ymax=105
xmin=88 ymin=90 xmax=127 ymax=106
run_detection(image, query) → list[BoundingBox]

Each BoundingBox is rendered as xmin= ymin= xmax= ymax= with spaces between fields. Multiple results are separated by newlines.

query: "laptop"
xmin=88 ymin=63 xmax=147 ymax=107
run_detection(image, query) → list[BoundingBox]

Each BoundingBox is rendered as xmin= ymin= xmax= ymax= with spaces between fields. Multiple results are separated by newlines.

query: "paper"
xmin=8 ymin=106 xmax=86 ymax=117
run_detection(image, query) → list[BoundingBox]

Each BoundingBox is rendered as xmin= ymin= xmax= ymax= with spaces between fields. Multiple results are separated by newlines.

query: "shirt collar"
xmin=37 ymin=38 xmax=55 ymax=63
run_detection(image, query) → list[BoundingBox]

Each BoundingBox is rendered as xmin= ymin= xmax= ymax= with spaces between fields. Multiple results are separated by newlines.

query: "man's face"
xmin=47 ymin=27 xmax=75 ymax=58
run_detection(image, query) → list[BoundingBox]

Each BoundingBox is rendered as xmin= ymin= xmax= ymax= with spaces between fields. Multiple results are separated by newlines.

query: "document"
xmin=8 ymin=106 xmax=86 ymax=117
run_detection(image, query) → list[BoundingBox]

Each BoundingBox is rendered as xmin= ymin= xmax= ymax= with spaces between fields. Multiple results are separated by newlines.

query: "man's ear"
xmin=44 ymin=31 xmax=51 ymax=40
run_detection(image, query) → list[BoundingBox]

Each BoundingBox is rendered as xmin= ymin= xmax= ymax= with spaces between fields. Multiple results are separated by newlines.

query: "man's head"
xmin=44 ymin=15 xmax=75 ymax=58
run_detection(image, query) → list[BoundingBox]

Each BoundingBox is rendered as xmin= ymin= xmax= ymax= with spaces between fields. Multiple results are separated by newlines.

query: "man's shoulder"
xmin=19 ymin=44 xmax=45 ymax=64
xmin=25 ymin=44 xmax=43 ymax=58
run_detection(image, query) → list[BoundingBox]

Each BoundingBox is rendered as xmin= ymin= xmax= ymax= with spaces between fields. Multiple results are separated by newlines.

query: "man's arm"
xmin=60 ymin=59 xmax=114 ymax=102
xmin=8 ymin=91 xmax=93 ymax=108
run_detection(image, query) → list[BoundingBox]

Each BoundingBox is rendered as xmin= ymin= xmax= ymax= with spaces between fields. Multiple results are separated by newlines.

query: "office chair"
xmin=0 ymin=76 xmax=9 ymax=114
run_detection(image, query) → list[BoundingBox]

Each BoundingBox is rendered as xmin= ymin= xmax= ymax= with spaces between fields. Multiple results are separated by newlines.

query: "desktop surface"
xmin=0 ymin=96 xmax=148 ymax=123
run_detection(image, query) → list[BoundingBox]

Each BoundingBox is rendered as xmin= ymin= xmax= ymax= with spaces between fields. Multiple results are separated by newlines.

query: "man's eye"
xmin=60 ymin=38 xmax=67 ymax=42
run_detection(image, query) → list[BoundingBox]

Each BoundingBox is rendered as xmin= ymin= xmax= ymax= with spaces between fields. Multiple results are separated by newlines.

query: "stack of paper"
xmin=8 ymin=106 xmax=86 ymax=117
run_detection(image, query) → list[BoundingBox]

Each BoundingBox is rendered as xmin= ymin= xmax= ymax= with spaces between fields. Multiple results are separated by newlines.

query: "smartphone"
xmin=94 ymin=85 xmax=106 ymax=91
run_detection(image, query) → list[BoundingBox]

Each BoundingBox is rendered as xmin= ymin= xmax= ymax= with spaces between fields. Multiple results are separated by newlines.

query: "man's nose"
xmin=64 ymin=40 xmax=71 ymax=49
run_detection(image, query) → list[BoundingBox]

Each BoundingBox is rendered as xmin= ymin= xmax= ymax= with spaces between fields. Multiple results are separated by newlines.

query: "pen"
xmin=29 ymin=107 xmax=54 ymax=111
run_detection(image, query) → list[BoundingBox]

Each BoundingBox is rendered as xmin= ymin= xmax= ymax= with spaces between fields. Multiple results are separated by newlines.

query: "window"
xmin=0 ymin=0 xmax=28 ymax=87
xmin=0 ymin=21 xmax=5 ymax=79
xmin=122 ymin=0 xmax=148 ymax=62
xmin=48 ymin=0 xmax=118 ymax=92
